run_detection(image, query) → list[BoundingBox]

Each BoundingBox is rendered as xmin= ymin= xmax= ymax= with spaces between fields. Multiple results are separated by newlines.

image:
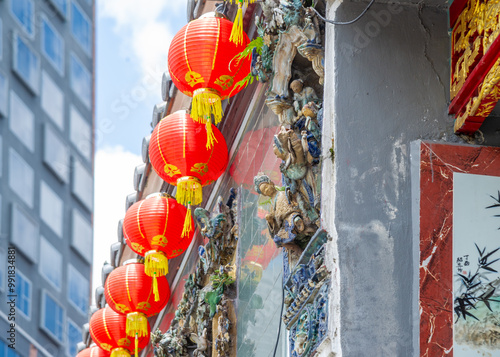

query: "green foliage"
xmin=210 ymin=271 xmax=235 ymax=290
xmin=204 ymin=286 xmax=223 ymax=318
xmin=229 ymin=37 xmax=265 ymax=97
xmin=232 ymin=37 xmax=264 ymax=64
xmin=230 ymin=73 xmax=256 ymax=98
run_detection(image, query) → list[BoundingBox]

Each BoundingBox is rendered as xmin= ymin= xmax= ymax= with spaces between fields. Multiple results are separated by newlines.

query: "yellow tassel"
xmin=205 ymin=119 xmax=218 ymax=150
xmin=145 ymin=251 xmax=169 ymax=276
xmin=182 ymin=205 xmax=193 ymax=238
xmin=110 ymin=348 xmax=131 ymax=357
xmin=135 ymin=334 xmax=139 ymax=357
xmin=192 ymin=88 xmax=223 ymax=125
xmin=230 ymin=2 xmax=244 ymax=46
xmin=126 ymin=312 xmax=148 ymax=338
xmin=176 ymin=177 xmax=203 ymax=206
xmin=153 ymin=273 xmax=159 ymax=302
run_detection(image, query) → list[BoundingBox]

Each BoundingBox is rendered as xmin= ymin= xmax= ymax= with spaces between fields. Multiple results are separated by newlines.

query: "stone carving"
xmin=214 ymin=299 xmax=232 ymax=357
xmin=152 ymin=190 xmax=239 ymax=357
xmin=287 ymin=282 xmax=329 ymax=357
xmin=248 ymin=1 xmax=328 ymax=356
xmin=283 ymin=245 xmax=329 ymax=326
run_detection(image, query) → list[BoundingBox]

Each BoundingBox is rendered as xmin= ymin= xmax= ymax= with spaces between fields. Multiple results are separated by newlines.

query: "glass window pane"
xmin=41 ymin=71 xmax=64 ymax=130
xmin=39 ymin=237 xmax=62 ymax=290
xmin=0 ymin=248 xmax=5 ymax=292
xmin=48 ymin=0 xmax=68 ymax=18
xmin=42 ymin=291 xmax=64 ymax=342
xmin=15 ymin=271 xmax=31 ymax=319
xmin=70 ymin=54 xmax=91 ymax=108
xmin=0 ymin=136 xmax=2 ymax=178
xmin=0 ymin=18 xmax=3 ymax=62
xmin=67 ymin=319 xmax=82 ymax=356
xmin=70 ymin=106 xmax=92 ymax=161
xmin=68 ymin=265 xmax=89 ymax=315
xmin=0 ymin=71 xmax=8 ymax=117
xmin=40 ymin=182 xmax=64 ymax=237
xmin=41 ymin=16 xmax=64 ymax=75
xmin=9 ymin=148 xmax=34 ymax=208
xmin=71 ymin=209 xmax=92 ymax=262
xmin=9 ymin=0 xmax=34 ymax=37
xmin=11 ymin=203 xmax=38 ymax=262
xmin=12 ymin=32 xmax=40 ymax=93
xmin=9 ymin=91 xmax=34 ymax=152
xmin=72 ymin=158 xmax=93 ymax=210
xmin=71 ymin=1 xmax=91 ymax=54
xmin=43 ymin=124 xmax=70 ymax=182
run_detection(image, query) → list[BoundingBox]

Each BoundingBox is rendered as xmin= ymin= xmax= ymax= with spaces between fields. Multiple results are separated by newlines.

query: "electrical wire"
xmin=311 ymin=0 xmax=376 ymax=25
xmin=272 ymin=269 xmax=286 ymax=357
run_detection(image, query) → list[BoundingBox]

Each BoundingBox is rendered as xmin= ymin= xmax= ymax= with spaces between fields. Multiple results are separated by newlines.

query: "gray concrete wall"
xmin=321 ymin=1 xmax=479 ymax=355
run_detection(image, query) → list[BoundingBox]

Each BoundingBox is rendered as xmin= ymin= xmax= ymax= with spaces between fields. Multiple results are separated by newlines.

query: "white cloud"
xmin=92 ymin=146 xmax=142 ymax=294
xmin=98 ymin=0 xmax=187 ymax=78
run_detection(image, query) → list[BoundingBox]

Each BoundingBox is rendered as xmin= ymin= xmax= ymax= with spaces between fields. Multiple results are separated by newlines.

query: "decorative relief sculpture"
xmin=152 ymin=191 xmax=239 ymax=357
xmin=254 ymin=173 xmax=318 ymax=264
xmin=248 ymin=2 xmax=329 ymax=354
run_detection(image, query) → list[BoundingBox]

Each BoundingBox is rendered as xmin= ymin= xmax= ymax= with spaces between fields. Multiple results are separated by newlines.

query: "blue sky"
xmin=93 ymin=0 xmax=188 ymax=292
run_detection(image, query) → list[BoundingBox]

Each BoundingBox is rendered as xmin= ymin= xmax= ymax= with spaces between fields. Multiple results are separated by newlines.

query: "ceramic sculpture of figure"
xmin=190 ymin=328 xmax=208 ymax=357
xmin=291 ymin=79 xmax=319 ymax=118
xmin=273 ymin=126 xmax=307 ymax=180
xmin=254 ymin=173 xmax=316 ymax=251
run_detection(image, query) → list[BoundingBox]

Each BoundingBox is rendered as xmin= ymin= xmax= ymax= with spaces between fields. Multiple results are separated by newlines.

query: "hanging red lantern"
xmin=76 ymin=346 xmax=111 ymax=357
xmin=104 ymin=263 xmax=170 ymax=352
xmin=89 ymin=307 xmax=149 ymax=357
xmin=123 ymin=193 xmax=194 ymax=297
xmin=168 ymin=16 xmax=250 ymax=146
xmin=148 ymin=110 xmax=228 ymax=216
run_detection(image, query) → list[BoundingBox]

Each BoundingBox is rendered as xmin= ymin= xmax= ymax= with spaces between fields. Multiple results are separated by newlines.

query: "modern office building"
xmin=0 ymin=0 xmax=94 ymax=356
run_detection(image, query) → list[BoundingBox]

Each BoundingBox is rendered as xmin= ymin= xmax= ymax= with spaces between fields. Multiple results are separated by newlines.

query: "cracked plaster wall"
xmin=321 ymin=1 xmax=473 ymax=355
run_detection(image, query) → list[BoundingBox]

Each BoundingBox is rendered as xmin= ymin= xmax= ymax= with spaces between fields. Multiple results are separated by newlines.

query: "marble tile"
xmin=418 ymin=141 xmax=500 ymax=356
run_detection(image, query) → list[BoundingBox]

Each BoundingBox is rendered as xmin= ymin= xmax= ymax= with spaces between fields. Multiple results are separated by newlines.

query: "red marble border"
xmin=419 ymin=141 xmax=500 ymax=356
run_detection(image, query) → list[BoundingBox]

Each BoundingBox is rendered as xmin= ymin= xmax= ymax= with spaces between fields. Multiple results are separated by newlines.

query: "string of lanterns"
xmin=79 ymin=8 xmax=252 ymax=357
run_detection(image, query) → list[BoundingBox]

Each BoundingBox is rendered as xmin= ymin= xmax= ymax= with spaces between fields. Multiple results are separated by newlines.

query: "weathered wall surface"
xmin=322 ymin=1 xmax=479 ymax=355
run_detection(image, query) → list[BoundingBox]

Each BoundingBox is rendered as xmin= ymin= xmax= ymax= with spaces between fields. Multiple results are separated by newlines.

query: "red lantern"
xmin=89 ymin=307 xmax=149 ymax=357
xmin=76 ymin=346 xmax=111 ymax=357
xmin=148 ymin=110 xmax=228 ymax=211
xmin=123 ymin=193 xmax=194 ymax=297
xmin=104 ymin=263 xmax=170 ymax=348
xmin=168 ymin=16 xmax=250 ymax=146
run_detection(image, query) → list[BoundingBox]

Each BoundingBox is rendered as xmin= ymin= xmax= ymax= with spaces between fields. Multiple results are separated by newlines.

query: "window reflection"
xmin=71 ymin=209 xmax=92 ymax=262
xmin=68 ymin=265 xmax=89 ymax=315
xmin=11 ymin=203 xmax=38 ymax=262
xmin=9 ymin=0 xmax=34 ymax=37
xmin=70 ymin=54 xmax=91 ymax=108
xmin=39 ymin=237 xmax=63 ymax=290
xmin=13 ymin=32 xmax=40 ymax=93
xmin=0 ymin=248 xmax=4 ymax=291
xmin=9 ymin=91 xmax=34 ymax=152
xmin=41 ymin=71 xmax=65 ymax=129
xmin=0 ymin=71 xmax=8 ymax=117
xmin=16 ymin=271 xmax=31 ymax=319
xmin=0 ymin=18 xmax=3 ymax=61
xmin=43 ymin=124 xmax=70 ymax=182
xmin=9 ymin=149 xmax=34 ymax=208
xmin=71 ymin=1 xmax=91 ymax=54
xmin=40 ymin=181 xmax=64 ymax=237
xmin=72 ymin=158 xmax=93 ymax=210
xmin=67 ymin=319 xmax=82 ymax=356
xmin=41 ymin=16 xmax=64 ymax=75
xmin=70 ymin=105 xmax=92 ymax=161
xmin=42 ymin=291 xmax=64 ymax=342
